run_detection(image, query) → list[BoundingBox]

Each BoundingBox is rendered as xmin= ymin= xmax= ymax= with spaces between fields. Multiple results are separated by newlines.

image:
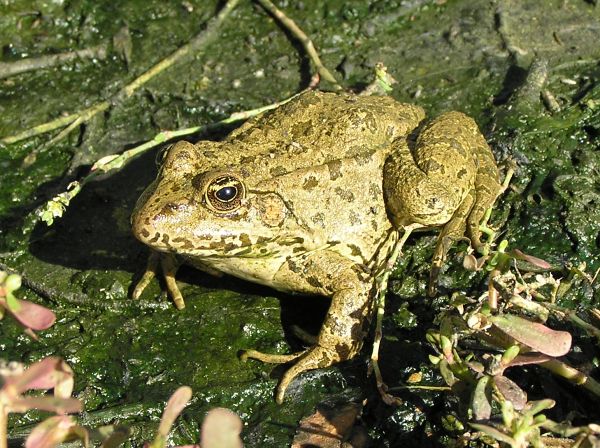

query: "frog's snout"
xmin=131 ymin=195 xmax=195 ymax=251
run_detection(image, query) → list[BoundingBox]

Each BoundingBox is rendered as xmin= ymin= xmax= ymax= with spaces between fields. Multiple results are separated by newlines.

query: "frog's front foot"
xmin=131 ymin=251 xmax=185 ymax=309
xmin=241 ymin=344 xmax=340 ymax=404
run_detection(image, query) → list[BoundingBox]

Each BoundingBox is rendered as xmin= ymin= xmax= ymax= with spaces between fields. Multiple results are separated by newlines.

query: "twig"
xmin=0 ymin=44 xmax=107 ymax=80
xmin=0 ymin=0 xmax=242 ymax=146
xmin=253 ymin=0 xmax=342 ymax=91
xmin=1 ymin=112 xmax=80 ymax=146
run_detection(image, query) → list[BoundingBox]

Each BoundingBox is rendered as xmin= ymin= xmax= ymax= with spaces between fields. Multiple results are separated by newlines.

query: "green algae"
xmin=1 ymin=0 xmax=600 ymax=446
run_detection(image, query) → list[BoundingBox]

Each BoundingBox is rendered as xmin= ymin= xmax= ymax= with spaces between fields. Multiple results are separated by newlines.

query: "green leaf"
xmin=6 ymin=292 xmax=21 ymax=312
xmin=471 ymin=376 xmax=492 ymax=420
xmin=490 ymin=314 xmax=572 ymax=357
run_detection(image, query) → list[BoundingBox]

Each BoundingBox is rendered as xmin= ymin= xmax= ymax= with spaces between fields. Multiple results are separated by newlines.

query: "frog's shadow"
xmin=28 ymin=148 xmax=158 ymax=274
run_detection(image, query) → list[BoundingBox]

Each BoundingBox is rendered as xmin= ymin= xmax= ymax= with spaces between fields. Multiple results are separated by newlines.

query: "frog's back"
xmin=220 ymin=91 xmax=425 ymax=182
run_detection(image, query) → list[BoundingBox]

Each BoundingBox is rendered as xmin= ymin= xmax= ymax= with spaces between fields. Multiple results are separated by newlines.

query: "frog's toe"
xmin=240 ymin=348 xmax=306 ymax=364
xmin=159 ymin=253 xmax=185 ymax=309
xmin=132 ymin=271 xmax=155 ymax=299
xmin=131 ymin=251 xmax=186 ymax=309
xmin=428 ymin=234 xmax=456 ymax=297
xmin=131 ymin=251 xmax=160 ymax=299
xmin=276 ymin=345 xmax=340 ymax=404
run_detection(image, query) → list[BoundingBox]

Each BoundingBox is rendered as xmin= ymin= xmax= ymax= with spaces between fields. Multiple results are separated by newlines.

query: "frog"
xmin=130 ymin=90 xmax=501 ymax=403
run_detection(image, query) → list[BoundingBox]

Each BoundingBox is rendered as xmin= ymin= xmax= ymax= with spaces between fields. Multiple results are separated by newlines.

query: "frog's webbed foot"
xmin=240 ymin=348 xmax=309 ymax=403
xmin=131 ymin=251 xmax=186 ymax=309
xmin=241 ymin=345 xmax=342 ymax=404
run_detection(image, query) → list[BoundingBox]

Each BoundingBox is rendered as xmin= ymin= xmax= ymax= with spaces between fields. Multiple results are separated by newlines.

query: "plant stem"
xmin=36 ymin=89 xmax=307 ymax=226
xmin=369 ymin=225 xmax=418 ymax=405
xmin=541 ymin=359 xmax=600 ymax=397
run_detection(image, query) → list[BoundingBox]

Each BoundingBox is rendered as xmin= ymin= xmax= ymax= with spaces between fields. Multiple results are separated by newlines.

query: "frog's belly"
xmin=185 ymin=228 xmax=397 ymax=295
xmin=187 ymin=256 xmax=287 ymax=290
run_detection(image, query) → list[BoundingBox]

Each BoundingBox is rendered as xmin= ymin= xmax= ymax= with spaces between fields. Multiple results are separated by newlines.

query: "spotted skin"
xmin=131 ymin=91 xmax=501 ymax=403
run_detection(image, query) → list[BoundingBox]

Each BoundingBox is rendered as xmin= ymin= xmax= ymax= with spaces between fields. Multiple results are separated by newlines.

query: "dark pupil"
xmin=215 ymin=186 xmax=237 ymax=202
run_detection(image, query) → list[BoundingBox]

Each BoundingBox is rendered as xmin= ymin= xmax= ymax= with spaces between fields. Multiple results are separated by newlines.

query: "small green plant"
xmin=426 ymin=242 xmax=600 ymax=446
xmin=1 ymin=269 xmax=243 ymax=447
xmin=0 ymin=363 xmax=244 ymax=448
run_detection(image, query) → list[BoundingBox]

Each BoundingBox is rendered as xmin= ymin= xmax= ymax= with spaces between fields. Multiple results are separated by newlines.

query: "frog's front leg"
xmin=241 ymin=250 xmax=374 ymax=404
xmin=132 ymin=251 xmax=228 ymax=309
xmin=132 ymin=252 xmax=186 ymax=309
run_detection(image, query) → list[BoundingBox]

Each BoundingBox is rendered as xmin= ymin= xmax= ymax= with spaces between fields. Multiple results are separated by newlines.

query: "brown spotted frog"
xmin=131 ymin=91 xmax=501 ymax=403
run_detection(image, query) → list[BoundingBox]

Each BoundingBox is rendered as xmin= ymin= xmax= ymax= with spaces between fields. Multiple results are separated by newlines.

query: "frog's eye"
xmin=205 ymin=175 xmax=246 ymax=213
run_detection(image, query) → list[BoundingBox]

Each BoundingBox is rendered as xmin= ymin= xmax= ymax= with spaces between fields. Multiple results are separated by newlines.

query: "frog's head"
xmin=131 ymin=141 xmax=294 ymax=259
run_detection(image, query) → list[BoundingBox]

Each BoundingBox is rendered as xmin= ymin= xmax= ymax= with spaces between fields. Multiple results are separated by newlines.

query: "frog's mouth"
xmin=132 ymin=199 xmax=280 ymax=259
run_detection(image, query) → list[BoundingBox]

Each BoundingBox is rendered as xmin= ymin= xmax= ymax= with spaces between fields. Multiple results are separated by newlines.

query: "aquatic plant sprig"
xmin=424 ymin=238 xmax=600 ymax=445
xmin=35 ymin=89 xmax=309 ymax=226
xmin=0 ymin=358 xmax=83 ymax=448
xmin=470 ymin=398 xmax=556 ymax=448
xmin=0 ymin=361 xmax=243 ymax=448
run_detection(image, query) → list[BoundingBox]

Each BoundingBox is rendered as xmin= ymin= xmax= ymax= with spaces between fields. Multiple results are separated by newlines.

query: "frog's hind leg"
xmin=383 ymin=112 xmax=479 ymax=232
xmin=384 ymin=111 xmax=499 ymax=295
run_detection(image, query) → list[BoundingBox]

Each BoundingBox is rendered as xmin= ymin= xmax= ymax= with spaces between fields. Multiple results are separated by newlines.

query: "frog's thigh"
xmin=271 ymin=251 xmax=374 ymax=403
xmin=384 ymin=113 xmax=479 ymax=229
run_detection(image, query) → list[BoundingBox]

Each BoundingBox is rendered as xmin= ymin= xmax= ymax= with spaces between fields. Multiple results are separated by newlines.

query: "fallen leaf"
xmin=112 ymin=25 xmax=133 ymax=68
xmin=292 ymin=402 xmax=366 ymax=448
